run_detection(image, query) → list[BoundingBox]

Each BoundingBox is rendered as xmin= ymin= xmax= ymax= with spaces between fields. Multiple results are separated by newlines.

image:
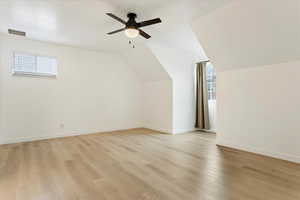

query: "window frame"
xmin=12 ymin=51 xmax=58 ymax=77
xmin=205 ymin=62 xmax=216 ymax=101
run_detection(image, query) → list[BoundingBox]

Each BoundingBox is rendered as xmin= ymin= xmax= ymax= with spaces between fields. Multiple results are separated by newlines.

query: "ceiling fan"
xmin=106 ymin=13 xmax=162 ymax=39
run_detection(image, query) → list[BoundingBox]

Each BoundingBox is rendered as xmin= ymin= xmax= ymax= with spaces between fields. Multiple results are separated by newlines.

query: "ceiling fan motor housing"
xmin=126 ymin=13 xmax=138 ymax=29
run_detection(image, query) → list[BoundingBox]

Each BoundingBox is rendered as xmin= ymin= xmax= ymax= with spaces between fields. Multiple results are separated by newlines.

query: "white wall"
xmin=217 ymin=61 xmax=300 ymax=163
xmin=0 ymin=35 xmax=143 ymax=144
xmin=142 ymin=80 xmax=173 ymax=133
xmin=121 ymin=44 xmax=173 ymax=134
xmin=0 ymin=39 xmax=3 ymax=139
xmin=208 ymin=100 xmax=217 ymax=132
xmin=172 ymin=67 xmax=197 ymax=134
xmin=148 ymin=42 xmax=200 ymax=134
xmin=192 ymin=0 xmax=300 ymax=163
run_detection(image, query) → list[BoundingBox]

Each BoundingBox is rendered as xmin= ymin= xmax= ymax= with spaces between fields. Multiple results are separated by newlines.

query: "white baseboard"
xmin=144 ymin=128 xmax=198 ymax=135
xmin=217 ymin=141 xmax=300 ymax=164
xmin=1 ymin=133 xmax=82 ymax=145
xmin=0 ymin=127 xmax=142 ymax=145
xmin=172 ymin=128 xmax=198 ymax=135
xmin=142 ymin=126 xmax=172 ymax=134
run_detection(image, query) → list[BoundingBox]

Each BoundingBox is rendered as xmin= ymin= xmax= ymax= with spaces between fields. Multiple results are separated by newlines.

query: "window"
xmin=206 ymin=62 xmax=216 ymax=100
xmin=13 ymin=52 xmax=57 ymax=77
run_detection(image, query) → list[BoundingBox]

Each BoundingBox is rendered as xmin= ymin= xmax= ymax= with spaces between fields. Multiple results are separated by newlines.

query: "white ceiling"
xmin=0 ymin=0 xmax=230 ymax=52
xmin=192 ymin=0 xmax=300 ymax=70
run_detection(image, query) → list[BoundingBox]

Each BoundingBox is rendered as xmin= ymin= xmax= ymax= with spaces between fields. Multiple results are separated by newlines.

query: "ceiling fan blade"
xmin=139 ymin=29 xmax=151 ymax=39
xmin=138 ymin=18 xmax=162 ymax=28
xmin=106 ymin=13 xmax=126 ymax=24
xmin=107 ymin=28 xmax=126 ymax=35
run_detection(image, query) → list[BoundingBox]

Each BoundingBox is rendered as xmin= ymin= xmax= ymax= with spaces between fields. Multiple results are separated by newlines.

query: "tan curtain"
xmin=195 ymin=62 xmax=210 ymax=130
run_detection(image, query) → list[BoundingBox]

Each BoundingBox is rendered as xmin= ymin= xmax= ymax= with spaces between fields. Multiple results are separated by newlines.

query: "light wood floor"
xmin=0 ymin=128 xmax=300 ymax=200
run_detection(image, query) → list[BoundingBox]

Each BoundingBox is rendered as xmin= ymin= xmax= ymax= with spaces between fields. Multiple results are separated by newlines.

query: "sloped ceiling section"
xmin=147 ymin=23 xmax=208 ymax=66
xmin=192 ymin=0 xmax=300 ymax=70
xmin=121 ymin=44 xmax=170 ymax=82
xmin=119 ymin=11 xmax=210 ymax=83
xmin=119 ymin=3 xmax=212 ymax=83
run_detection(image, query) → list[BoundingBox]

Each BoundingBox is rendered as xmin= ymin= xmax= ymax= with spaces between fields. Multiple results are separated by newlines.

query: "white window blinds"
xmin=13 ymin=52 xmax=57 ymax=77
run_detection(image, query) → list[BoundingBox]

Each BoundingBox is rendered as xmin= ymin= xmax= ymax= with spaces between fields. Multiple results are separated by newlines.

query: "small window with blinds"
xmin=13 ymin=52 xmax=57 ymax=77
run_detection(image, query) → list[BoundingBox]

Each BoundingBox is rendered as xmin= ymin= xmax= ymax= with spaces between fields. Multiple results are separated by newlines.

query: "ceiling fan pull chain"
xmin=128 ymin=40 xmax=135 ymax=48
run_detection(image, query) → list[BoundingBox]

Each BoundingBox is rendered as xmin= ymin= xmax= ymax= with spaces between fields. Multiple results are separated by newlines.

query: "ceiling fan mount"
xmin=126 ymin=13 xmax=138 ymax=29
xmin=106 ymin=12 xmax=162 ymax=39
xmin=127 ymin=13 xmax=137 ymax=19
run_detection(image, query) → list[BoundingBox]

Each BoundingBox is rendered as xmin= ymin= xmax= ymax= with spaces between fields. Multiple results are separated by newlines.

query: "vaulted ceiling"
xmin=0 ymin=0 xmax=230 ymax=52
xmin=3 ymin=0 xmax=297 ymax=80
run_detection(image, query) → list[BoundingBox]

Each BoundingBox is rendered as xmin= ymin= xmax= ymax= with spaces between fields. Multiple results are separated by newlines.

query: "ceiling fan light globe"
xmin=125 ymin=28 xmax=139 ymax=38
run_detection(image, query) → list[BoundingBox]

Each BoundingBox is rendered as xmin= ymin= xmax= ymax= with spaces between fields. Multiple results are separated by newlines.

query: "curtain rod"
xmin=197 ymin=60 xmax=210 ymax=64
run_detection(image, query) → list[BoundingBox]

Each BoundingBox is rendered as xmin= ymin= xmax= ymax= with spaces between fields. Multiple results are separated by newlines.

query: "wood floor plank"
xmin=0 ymin=128 xmax=300 ymax=200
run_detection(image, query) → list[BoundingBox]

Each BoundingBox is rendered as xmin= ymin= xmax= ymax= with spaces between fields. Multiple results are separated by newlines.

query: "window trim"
xmin=12 ymin=51 xmax=58 ymax=77
xmin=205 ymin=62 xmax=216 ymax=101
